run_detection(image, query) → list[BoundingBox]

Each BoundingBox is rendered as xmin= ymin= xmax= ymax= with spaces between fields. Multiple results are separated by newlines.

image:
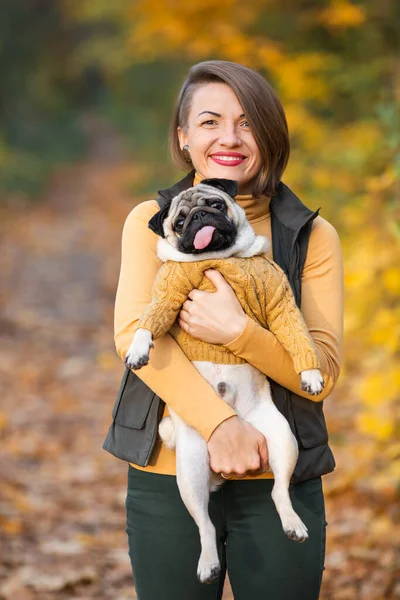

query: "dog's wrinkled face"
xmin=150 ymin=178 xmax=240 ymax=255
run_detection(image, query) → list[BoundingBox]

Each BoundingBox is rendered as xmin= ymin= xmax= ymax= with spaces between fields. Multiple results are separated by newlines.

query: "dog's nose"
xmin=193 ymin=211 xmax=207 ymax=220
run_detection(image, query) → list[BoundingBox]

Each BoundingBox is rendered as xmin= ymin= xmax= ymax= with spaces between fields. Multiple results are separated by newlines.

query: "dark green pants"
xmin=125 ymin=465 xmax=327 ymax=599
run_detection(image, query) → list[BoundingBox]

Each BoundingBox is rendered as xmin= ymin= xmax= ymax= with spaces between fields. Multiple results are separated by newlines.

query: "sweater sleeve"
xmin=114 ymin=201 xmax=236 ymax=440
xmin=265 ymin=272 xmax=320 ymax=374
xmin=224 ymin=216 xmax=344 ymax=402
xmin=138 ymin=261 xmax=194 ymax=338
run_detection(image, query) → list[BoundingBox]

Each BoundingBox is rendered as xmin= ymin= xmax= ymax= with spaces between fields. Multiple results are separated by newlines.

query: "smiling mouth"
xmin=210 ymin=154 xmax=247 ymax=165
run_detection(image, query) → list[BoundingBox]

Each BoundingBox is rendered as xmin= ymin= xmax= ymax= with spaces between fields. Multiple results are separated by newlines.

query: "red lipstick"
xmin=210 ymin=152 xmax=246 ymax=167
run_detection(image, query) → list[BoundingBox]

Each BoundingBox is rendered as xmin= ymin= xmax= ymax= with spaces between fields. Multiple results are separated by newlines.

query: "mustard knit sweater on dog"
xmin=137 ymin=254 xmax=320 ymax=374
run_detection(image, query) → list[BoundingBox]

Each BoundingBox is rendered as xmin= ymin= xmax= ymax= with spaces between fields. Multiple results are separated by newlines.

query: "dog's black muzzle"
xmin=178 ymin=211 xmax=237 ymax=254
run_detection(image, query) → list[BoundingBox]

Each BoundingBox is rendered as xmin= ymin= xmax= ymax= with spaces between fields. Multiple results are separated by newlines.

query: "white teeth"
xmin=212 ymin=156 xmax=244 ymax=162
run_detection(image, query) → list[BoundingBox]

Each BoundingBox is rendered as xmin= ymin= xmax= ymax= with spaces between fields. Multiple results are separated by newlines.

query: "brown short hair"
xmin=169 ymin=60 xmax=290 ymax=197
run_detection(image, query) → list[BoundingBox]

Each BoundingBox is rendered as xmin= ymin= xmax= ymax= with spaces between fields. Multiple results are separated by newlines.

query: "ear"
xmin=177 ymin=126 xmax=187 ymax=148
xmin=148 ymin=203 xmax=170 ymax=238
xmin=200 ymin=178 xmax=239 ymax=199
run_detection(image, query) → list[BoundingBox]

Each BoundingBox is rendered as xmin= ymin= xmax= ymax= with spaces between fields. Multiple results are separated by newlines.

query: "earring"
xmin=182 ymin=144 xmax=192 ymax=163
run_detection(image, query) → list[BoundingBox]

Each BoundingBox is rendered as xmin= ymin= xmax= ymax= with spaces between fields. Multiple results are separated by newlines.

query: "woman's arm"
xmin=224 ymin=216 xmax=344 ymax=401
xmin=114 ymin=201 xmax=236 ymax=441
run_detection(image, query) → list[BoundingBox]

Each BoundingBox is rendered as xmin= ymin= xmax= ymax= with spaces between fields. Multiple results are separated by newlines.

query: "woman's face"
xmin=177 ymin=82 xmax=263 ymax=195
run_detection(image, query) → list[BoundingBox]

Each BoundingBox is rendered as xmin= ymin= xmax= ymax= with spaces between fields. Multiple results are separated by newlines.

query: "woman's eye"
xmin=241 ymin=121 xmax=250 ymax=128
xmin=202 ymin=120 xmax=217 ymax=126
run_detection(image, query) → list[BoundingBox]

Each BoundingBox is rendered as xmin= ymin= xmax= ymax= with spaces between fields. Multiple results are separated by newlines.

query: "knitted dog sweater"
xmin=137 ymin=254 xmax=320 ymax=374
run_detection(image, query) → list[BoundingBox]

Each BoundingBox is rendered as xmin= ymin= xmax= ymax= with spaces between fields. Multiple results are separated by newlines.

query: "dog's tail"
xmin=158 ymin=416 xmax=176 ymax=450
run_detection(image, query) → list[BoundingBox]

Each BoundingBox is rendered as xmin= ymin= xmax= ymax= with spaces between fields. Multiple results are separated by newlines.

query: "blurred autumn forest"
xmin=0 ymin=1 xmax=399 ymax=599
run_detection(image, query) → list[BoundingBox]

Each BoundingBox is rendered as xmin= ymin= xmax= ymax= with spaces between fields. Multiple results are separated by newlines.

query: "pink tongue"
xmin=193 ymin=226 xmax=216 ymax=250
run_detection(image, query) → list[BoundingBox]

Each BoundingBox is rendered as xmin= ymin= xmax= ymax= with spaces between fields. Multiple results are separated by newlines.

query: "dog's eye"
xmin=210 ymin=201 xmax=224 ymax=210
xmin=174 ymin=218 xmax=185 ymax=231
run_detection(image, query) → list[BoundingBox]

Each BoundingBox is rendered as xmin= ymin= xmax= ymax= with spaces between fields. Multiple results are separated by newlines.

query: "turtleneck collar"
xmin=193 ymin=171 xmax=270 ymax=224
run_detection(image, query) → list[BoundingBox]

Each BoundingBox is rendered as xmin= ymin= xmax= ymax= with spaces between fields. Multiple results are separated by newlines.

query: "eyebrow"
xmin=197 ymin=111 xmax=246 ymax=118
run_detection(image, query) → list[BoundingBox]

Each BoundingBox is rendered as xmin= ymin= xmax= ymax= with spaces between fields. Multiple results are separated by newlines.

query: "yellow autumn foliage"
xmin=318 ymin=0 xmax=367 ymax=29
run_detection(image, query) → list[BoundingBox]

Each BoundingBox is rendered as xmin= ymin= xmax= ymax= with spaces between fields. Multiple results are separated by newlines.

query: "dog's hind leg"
xmin=169 ymin=409 xmax=221 ymax=584
xmin=244 ymin=391 xmax=309 ymax=543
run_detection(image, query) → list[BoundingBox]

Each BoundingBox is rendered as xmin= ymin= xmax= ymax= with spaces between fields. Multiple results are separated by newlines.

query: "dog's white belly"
xmin=191 ymin=360 xmax=271 ymax=416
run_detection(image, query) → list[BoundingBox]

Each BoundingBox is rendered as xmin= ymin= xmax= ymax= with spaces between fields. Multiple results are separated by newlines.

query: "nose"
xmin=219 ymin=123 xmax=242 ymax=148
xmin=193 ymin=210 xmax=207 ymax=220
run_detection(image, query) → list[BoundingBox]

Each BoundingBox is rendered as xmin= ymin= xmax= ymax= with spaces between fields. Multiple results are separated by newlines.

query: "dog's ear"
xmin=200 ymin=178 xmax=239 ymax=199
xmin=148 ymin=203 xmax=170 ymax=238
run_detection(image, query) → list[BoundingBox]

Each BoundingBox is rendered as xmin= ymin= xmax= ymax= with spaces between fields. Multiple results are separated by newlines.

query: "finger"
xmin=234 ymin=471 xmax=248 ymax=479
xmin=181 ymin=320 xmax=194 ymax=335
xmin=178 ymin=318 xmax=187 ymax=331
xmin=204 ymin=269 xmax=227 ymax=287
xmin=179 ymin=309 xmax=191 ymax=323
xmin=246 ymin=467 xmax=261 ymax=477
xmin=181 ymin=299 xmax=193 ymax=312
xmin=258 ymin=439 xmax=269 ymax=472
xmin=188 ymin=289 xmax=201 ymax=300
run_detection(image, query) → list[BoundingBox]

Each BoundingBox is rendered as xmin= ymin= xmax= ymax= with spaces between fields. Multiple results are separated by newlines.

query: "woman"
xmin=114 ymin=60 xmax=343 ymax=599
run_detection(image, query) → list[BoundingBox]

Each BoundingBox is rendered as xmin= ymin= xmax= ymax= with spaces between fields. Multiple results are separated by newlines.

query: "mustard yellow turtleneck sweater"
xmin=114 ymin=171 xmax=344 ymax=478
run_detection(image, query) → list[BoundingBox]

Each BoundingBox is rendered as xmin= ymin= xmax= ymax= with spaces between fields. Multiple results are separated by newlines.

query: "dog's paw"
xmin=124 ymin=329 xmax=154 ymax=370
xmin=300 ymin=369 xmax=324 ymax=396
xmin=197 ymin=559 xmax=221 ymax=584
xmin=282 ymin=514 xmax=309 ymax=543
xmin=125 ymin=353 xmax=150 ymax=370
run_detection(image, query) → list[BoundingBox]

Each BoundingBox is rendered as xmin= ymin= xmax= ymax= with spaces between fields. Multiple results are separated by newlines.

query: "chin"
xmin=206 ymin=162 xmax=249 ymax=181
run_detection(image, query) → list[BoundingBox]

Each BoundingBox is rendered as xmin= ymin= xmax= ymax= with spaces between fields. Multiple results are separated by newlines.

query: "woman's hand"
xmin=178 ymin=269 xmax=247 ymax=345
xmin=207 ymin=416 xmax=269 ymax=477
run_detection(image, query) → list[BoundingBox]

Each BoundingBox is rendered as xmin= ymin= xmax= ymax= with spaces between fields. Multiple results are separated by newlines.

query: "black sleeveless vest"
xmin=103 ymin=170 xmax=336 ymax=483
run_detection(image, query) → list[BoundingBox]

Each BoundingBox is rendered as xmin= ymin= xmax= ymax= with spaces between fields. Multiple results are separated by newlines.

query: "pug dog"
xmin=125 ymin=178 xmax=324 ymax=583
